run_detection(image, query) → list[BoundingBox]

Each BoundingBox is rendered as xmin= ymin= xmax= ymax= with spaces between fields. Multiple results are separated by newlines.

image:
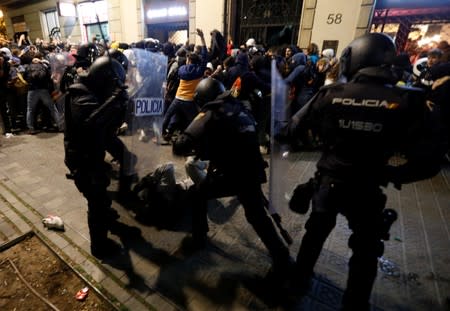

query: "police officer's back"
xmin=289 ymin=34 xmax=443 ymax=185
xmin=173 ymin=78 xmax=267 ymax=184
xmin=285 ymin=33 xmax=445 ymax=311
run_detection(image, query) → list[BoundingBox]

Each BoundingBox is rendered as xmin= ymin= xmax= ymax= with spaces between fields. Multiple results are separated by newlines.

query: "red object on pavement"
xmin=75 ymin=286 xmax=89 ymax=301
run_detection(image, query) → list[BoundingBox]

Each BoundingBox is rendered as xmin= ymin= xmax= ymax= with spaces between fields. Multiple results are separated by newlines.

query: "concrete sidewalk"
xmin=0 ymin=132 xmax=449 ymax=311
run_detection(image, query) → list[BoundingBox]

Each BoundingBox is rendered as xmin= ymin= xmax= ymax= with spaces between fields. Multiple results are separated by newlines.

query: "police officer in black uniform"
xmin=60 ymin=43 xmax=99 ymax=93
xmin=284 ymin=33 xmax=446 ymax=310
xmin=64 ymin=56 xmax=129 ymax=258
xmin=173 ymin=77 xmax=292 ymax=276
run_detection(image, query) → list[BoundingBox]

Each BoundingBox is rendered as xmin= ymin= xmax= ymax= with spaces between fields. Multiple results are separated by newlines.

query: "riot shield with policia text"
xmin=122 ymin=48 xmax=168 ymax=178
xmin=268 ymin=59 xmax=296 ymax=244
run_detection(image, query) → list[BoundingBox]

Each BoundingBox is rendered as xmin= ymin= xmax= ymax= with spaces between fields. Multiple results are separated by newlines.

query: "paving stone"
xmin=100 ymin=276 xmax=132 ymax=304
xmin=43 ymin=231 xmax=70 ymax=250
xmin=81 ymin=258 xmax=108 ymax=283
xmin=0 ymin=133 xmax=449 ymax=310
xmin=0 ymin=220 xmax=17 ymax=238
xmin=30 ymin=186 xmax=52 ymax=197
xmin=62 ymin=243 xmax=88 ymax=266
xmin=123 ymin=295 xmax=151 ymax=311
xmin=144 ymin=292 xmax=179 ymax=311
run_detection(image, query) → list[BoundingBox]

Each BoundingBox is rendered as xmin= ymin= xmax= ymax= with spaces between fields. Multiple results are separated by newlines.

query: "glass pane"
xmin=45 ymin=11 xmax=59 ymax=34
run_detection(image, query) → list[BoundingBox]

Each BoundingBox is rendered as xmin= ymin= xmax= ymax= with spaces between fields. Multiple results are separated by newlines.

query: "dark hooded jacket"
xmin=226 ymin=52 xmax=270 ymax=99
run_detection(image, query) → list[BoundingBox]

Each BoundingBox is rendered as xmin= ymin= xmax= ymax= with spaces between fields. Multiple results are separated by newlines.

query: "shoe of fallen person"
xmin=91 ymin=238 xmax=123 ymax=259
xmin=138 ymin=129 xmax=150 ymax=142
xmin=117 ymin=122 xmax=129 ymax=136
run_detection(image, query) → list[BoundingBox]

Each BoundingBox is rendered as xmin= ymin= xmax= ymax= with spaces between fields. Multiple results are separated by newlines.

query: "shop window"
xmin=86 ymin=22 xmax=109 ymax=43
xmin=43 ymin=9 xmax=60 ymax=41
xmin=77 ymin=0 xmax=108 ymax=43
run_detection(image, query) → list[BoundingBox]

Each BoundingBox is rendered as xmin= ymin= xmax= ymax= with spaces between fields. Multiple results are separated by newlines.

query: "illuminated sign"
xmin=376 ymin=0 xmax=450 ymax=8
xmin=146 ymin=6 xmax=187 ymax=19
xmin=78 ymin=1 xmax=108 ymax=24
xmin=58 ymin=2 xmax=76 ymax=17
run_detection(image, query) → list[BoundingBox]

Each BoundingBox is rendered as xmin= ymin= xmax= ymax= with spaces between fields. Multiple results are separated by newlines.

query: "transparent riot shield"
xmin=49 ymin=51 xmax=76 ymax=93
xmin=122 ymin=48 xmax=168 ymax=178
xmin=49 ymin=52 xmax=76 ymax=121
xmin=269 ymin=59 xmax=294 ymax=217
xmin=270 ymin=60 xmax=318 ymax=224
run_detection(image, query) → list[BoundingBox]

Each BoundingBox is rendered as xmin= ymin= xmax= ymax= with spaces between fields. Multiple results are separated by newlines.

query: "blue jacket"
xmin=178 ymin=46 xmax=207 ymax=81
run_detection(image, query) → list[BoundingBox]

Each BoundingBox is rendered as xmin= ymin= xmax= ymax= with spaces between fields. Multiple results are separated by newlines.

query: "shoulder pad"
xmin=393 ymin=84 xmax=424 ymax=93
xmin=319 ymin=81 xmax=346 ymax=90
xmin=68 ymin=83 xmax=90 ymax=94
xmin=202 ymin=100 xmax=222 ymax=111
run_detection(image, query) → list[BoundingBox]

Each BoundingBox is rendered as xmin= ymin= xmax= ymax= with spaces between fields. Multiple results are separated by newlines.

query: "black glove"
xmin=113 ymin=85 xmax=129 ymax=102
xmin=289 ymin=178 xmax=315 ymax=214
xmin=172 ymin=133 xmax=196 ymax=157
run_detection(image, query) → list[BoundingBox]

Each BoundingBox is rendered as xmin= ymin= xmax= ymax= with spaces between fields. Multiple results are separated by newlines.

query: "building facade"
xmin=0 ymin=0 xmax=448 ymax=56
xmin=0 ymin=0 xmax=145 ymax=46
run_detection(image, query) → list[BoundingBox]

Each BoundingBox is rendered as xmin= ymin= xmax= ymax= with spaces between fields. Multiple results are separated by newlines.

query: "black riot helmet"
xmin=339 ymin=33 xmax=396 ymax=80
xmin=84 ymin=56 xmax=126 ymax=100
xmin=108 ymin=48 xmax=129 ymax=71
xmin=194 ymin=78 xmax=225 ymax=108
xmin=76 ymin=42 xmax=99 ymax=66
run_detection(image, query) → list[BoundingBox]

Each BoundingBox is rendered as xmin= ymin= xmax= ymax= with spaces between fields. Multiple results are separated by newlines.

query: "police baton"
xmin=262 ymin=192 xmax=293 ymax=245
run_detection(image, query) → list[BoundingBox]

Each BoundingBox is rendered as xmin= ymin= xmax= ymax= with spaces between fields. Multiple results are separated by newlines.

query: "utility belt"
xmin=289 ymin=172 xmax=398 ymax=241
xmin=288 ymin=174 xmax=318 ymax=214
xmin=288 ymin=171 xmax=382 ymax=214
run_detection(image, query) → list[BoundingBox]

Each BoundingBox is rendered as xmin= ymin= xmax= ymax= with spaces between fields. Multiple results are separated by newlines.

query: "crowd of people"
xmin=0 ymin=28 xmax=449 ymax=311
xmin=0 ymin=31 xmax=448 ymax=141
xmin=0 ymin=31 xmax=448 ymax=152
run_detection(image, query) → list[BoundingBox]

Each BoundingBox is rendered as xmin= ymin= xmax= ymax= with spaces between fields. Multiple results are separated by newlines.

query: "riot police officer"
xmin=173 ymin=77 xmax=292 ymax=277
xmin=64 ymin=56 xmax=129 ymax=258
xmin=284 ymin=33 xmax=446 ymax=310
xmin=60 ymin=43 xmax=99 ymax=93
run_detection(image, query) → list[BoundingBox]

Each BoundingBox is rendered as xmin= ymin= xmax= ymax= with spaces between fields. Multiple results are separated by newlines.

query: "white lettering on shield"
xmin=134 ymin=98 xmax=164 ymax=116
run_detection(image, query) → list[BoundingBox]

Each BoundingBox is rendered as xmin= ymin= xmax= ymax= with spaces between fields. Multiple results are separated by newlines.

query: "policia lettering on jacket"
xmin=282 ymin=33 xmax=447 ymax=311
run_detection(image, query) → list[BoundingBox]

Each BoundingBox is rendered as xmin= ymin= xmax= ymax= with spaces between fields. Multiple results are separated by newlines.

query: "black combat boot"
xmin=91 ymin=237 xmax=123 ymax=259
xmin=88 ymin=213 xmax=122 ymax=259
xmin=118 ymin=173 xmax=139 ymax=202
